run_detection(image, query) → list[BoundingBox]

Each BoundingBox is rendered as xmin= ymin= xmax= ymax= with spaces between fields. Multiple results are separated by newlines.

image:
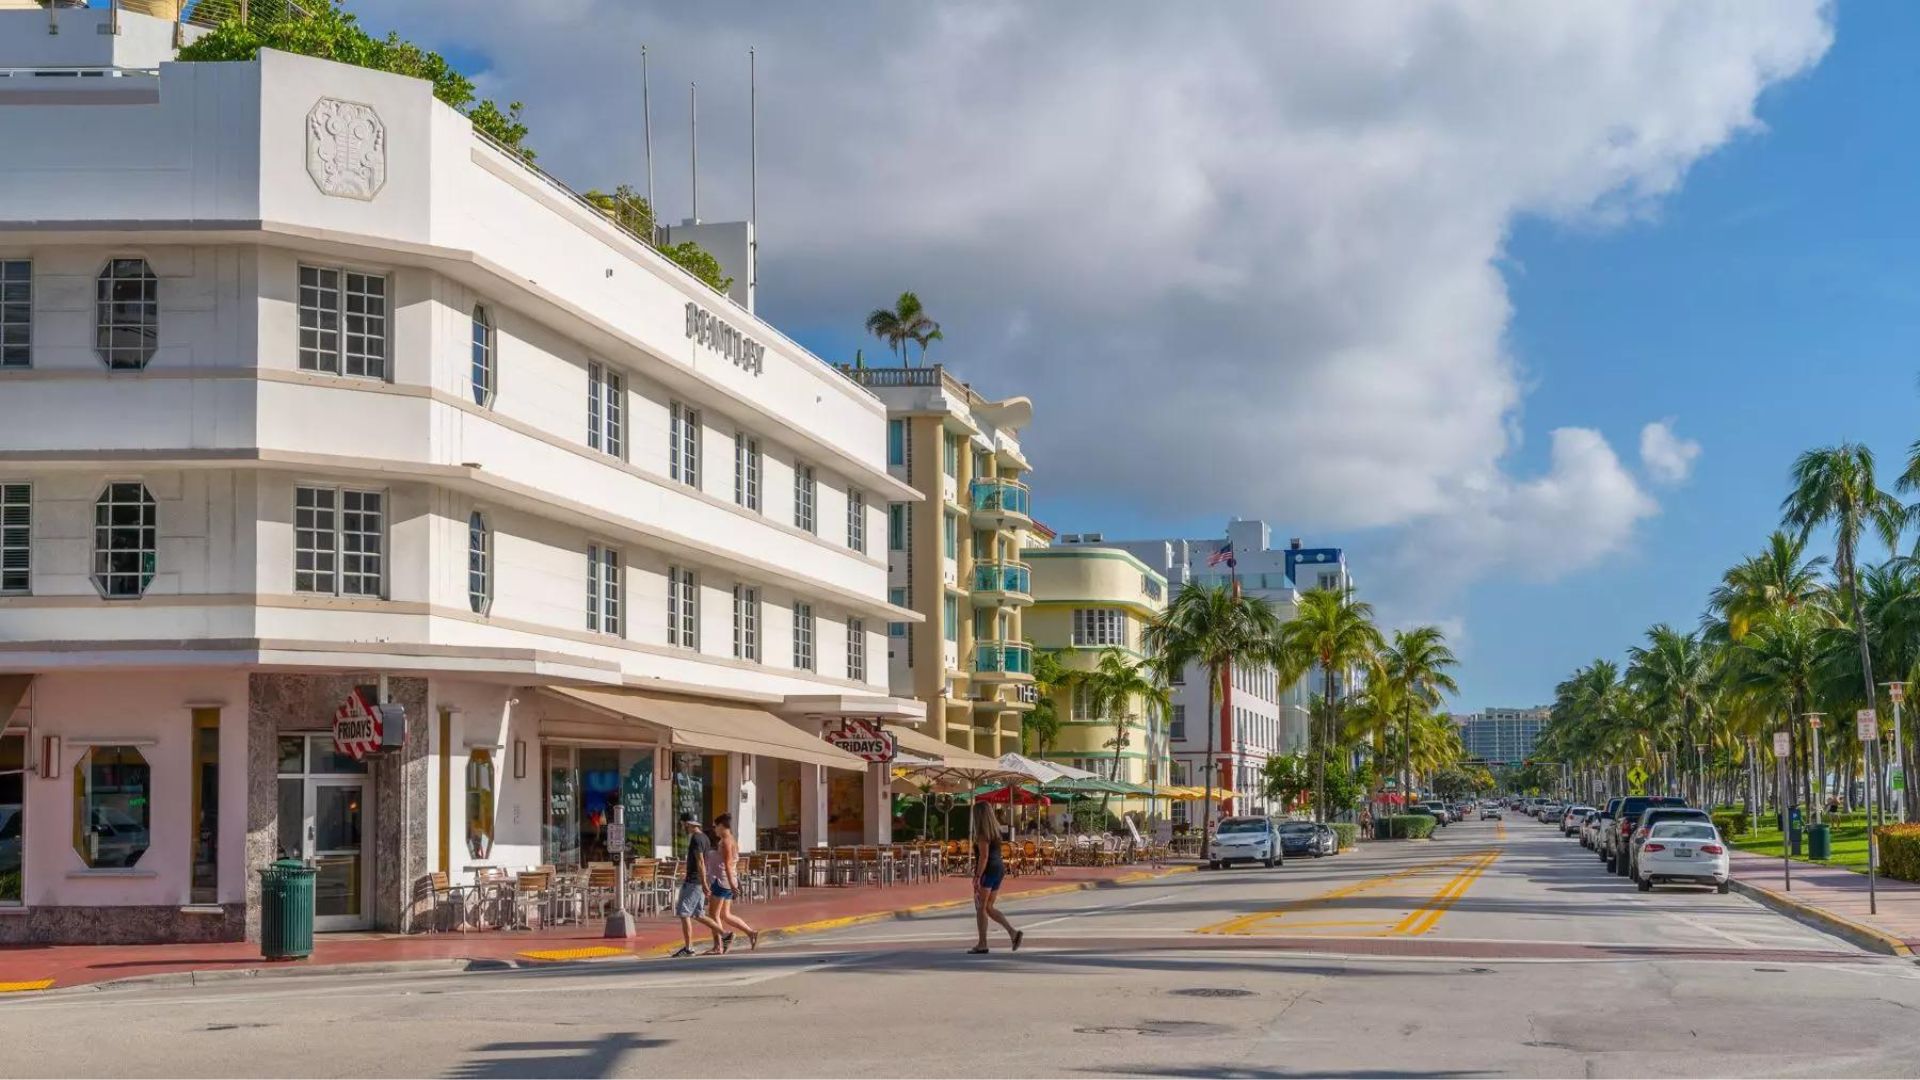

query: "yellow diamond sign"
xmin=1627 ymin=766 xmax=1648 ymax=794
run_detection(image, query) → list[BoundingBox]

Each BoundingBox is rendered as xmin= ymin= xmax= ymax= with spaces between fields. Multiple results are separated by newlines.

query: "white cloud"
xmin=357 ymin=0 xmax=1828 ymax=604
xmin=1640 ymin=419 xmax=1703 ymax=485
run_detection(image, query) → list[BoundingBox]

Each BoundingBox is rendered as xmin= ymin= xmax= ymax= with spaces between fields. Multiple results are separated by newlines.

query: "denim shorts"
xmin=710 ymin=878 xmax=735 ymax=901
xmin=979 ymin=865 xmax=1005 ymax=891
xmin=673 ymin=881 xmax=707 ymax=918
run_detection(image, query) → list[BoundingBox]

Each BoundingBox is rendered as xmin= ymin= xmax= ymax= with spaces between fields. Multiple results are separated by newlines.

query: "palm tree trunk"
xmin=1315 ymin=664 xmax=1333 ymax=824
xmin=1201 ymin=665 xmax=1219 ymax=861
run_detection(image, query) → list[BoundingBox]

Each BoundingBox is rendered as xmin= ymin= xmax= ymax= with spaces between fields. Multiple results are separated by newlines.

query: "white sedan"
xmin=1635 ymin=820 xmax=1731 ymax=893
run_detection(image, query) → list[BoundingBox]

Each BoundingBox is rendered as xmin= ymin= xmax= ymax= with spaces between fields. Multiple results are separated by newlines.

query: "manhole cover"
xmin=1075 ymin=1021 xmax=1231 ymax=1038
xmin=1169 ymin=987 xmax=1255 ymax=998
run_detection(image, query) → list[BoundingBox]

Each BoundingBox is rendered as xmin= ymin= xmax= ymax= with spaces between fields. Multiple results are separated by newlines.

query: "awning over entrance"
xmin=0 ymin=674 xmax=30 ymax=738
xmin=885 ymin=723 xmax=1002 ymax=770
xmin=539 ymin=687 xmax=867 ymax=771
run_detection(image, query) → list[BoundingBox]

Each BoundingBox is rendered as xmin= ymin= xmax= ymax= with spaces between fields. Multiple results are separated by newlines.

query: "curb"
xmin=18 ymin=864 xmax=1201 ymax=996
xmin=1728 ymin=878 xmax=1915 ymax=957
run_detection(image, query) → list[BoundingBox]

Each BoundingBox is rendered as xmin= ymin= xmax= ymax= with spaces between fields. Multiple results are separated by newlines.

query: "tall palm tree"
xmin=1277 ymin=588 xmax=1384 ymax=823
xmin=1144 ymin=582 xmax=1291 ymax=858
xmin=1735 ymin=604 xmax=1836 ymax=815
xmin=1626 ymin=625 xmax=1713 ymax=803
xmin=1083 ymin=649 xmax=1171 ymax=817
xmin=863 ymin=292 xmax=938 ymax=367
xmin=1707 ymin=531 xmax=1829 ymax=643
xmin=1025 ymin=649 xmax=1070 ymax=757
xmin=1378 ymin=627 xmax=1460 ymax=804
xmin=1784 ymin=444 xmax=1904 ymax=737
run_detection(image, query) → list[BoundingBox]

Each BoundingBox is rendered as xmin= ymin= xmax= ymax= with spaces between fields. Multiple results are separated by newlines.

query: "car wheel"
xmin=1208 ymin=860 xmax=1220 ymax=870
xmin=1637 ymin=877 xmax=1652 ymax=892
xmin=1716 ymin=881 xmax=1730 ymax=895
xmin=1606 ymin=854 xmax=1617 ymax=873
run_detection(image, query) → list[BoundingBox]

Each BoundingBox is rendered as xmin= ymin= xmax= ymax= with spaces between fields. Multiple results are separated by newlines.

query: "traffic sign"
xmin=1774 ymin=731 xmax=1791 ymax=757
xmin=1809 ymin=716 xmax=1822 ymax=730
xmin=1859 ymin=709 xmax=1880 ymax=741
xmin=1892 ymin=682 xmax=1907 ymax=705
xmin=1627 ymin=765 xmax=1648 ymax=794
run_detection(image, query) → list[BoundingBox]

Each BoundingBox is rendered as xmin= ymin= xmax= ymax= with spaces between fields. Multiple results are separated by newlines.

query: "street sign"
xmin=1627 ymin=765 xmax=1648 ymax=795
xmin=1895 ymin=769 xmax=1907 ymax=792
xmin=1892 ymin=682 xmax=1907 ymax=705
xmin=1809 ymin=716 xmax=1822 ymax=730
xmin=1858 ymin=709 xmax=1879 ymax=741
xmin=1774 ymin=731 xmax=1791 ymax=757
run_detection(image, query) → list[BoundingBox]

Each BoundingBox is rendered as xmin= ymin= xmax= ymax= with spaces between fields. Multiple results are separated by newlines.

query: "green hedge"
xmin=1379 ymin=814 xmax=1437 ymax=840
xmin=1330 ymin=822 xmax=1358 ymax=851
xmin=1711 ymin=811 xmax=1751 ymax=838
xmin=1877 ymin=824 xmax=1920 ymax=883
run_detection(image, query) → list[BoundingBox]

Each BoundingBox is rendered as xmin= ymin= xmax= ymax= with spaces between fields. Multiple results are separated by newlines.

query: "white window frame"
xmin=734 ymin=431 xmax=761 ymax=511
xmin=1072 ymin=608 xmax=1127 ymax=647
xmin=942 ymin=512 xmax=957 ymax=560
xmin=886 ymin=419 xmax=907 ymax=466
xmin=467 ymin=510 xmax=491 ymax=615
xmin=1171 ymin=704 xmax=1186 ymax=741
xmin=847 ymin=490 xmax=866 ymax=553
xmin=0 ymin=259 xmax=29 ymax=369
xmin=847 ymin=618 xmax=866 ymax=682
xmin=293 ymin=485 xmax=386 ymax=598
xmin=943 ymin=595 xmax=958 ymax=643
xmin=92 ymin=481 xmax=157 ymax=599
xmin=794 ymin=463 xmax=817 ymax=533
xmin=732 ymin=584 xmax=761 ymax=662
xmin=887 ymin=587 xmax=907 ymax=638
xmin=587 ymin=361 xmax=625 ymax=459
xmin=587 ymin=543 xmax=622 ymax=636
xmin=670 ymin=401 xmax=701 ymax=488
xmin=470 ymin=304 xmax=495 ymax=406
xmin=888 ymin=504 xmax=908 ymax=551
xmin=0 ymin=483 xmax=27 ymax=595
xmin=668 ymin=565 xmax=699 ymax=650
xmin=96 ymin=258 xmax=158 ymax=371
xmin=297 ymin=264 xmax=387 ymax=378
xmin=792 ymin=601 xmax=815 ymax=671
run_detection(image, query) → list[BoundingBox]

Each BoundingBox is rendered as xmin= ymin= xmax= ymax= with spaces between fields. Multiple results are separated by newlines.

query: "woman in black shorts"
xmin=969 ymin=801 xmax=1023 ymax=955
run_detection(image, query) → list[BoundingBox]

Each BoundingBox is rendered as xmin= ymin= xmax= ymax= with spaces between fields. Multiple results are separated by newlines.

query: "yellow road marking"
xmin=517 ymin=946 xmax=630 ymax=961
xmin=0 ymin=979 xmax=54 ymax=993
xmin=1196 ymin=850 xmax=1493 ymax=936
xmin=1392 ymin=849 xmax=1500 ymax=936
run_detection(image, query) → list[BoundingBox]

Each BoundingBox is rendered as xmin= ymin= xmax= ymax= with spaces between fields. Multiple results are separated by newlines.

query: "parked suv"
xmin=1625 ymin=806 xmax=1713 ymax=879
xmin=1605 ymin=796 xmax=1688 ymax=875
xmin=1561 ymin=805 xmax=1595 ymax=836
xmin=1211 ymin=816 xmax=1282 ymax=869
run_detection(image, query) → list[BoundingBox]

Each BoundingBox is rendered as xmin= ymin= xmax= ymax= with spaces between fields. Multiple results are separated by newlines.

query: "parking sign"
xmin=1773 ymin=731 xmax=1791 ymax=757
xmin=1858 ymin=709 xmax=1879 ymax=741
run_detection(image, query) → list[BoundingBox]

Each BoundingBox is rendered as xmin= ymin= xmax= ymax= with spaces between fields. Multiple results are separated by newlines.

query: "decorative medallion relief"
xmin=306 ymin=98 xmax=387 ymax=201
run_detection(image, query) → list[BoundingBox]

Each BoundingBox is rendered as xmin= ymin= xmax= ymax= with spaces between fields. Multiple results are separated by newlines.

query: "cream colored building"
xmin=1024 ymin=546 xmax=1169 ymax=812
xmin=838 ymin=366 xmax=1035 ymax=757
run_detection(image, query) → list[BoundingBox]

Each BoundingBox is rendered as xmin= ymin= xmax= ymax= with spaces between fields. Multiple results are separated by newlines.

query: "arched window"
xmin=467 ymin=511 xmax=490 ymax=614
xmin=95 ymin=258 xmax=157 ymax=370
xmin=470 ymin=305 xmax=494 ymax=406
xmin=93 ymin=482 xmax=156 ymax=598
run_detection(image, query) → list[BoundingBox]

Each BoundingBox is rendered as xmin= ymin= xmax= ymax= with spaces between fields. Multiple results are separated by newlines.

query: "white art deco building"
xmin=0 ymin=6 xmax=922 ymax=943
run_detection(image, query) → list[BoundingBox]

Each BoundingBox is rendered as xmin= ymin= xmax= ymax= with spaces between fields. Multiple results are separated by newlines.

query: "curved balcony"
xmin=972 ymin=640 xmax=1034 ymax=682
xmin=968 ymin=478 xmax=1032 ymax=529
xmin=970 ymin=560 xmax=1033 ymax=607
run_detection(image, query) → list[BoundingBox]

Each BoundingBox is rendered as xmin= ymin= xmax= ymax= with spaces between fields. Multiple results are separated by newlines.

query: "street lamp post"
xmin=1885 ymin=681 xmax=1907 ymax=822
xmin=1805 ymin=713 xmax=1825 ymax=823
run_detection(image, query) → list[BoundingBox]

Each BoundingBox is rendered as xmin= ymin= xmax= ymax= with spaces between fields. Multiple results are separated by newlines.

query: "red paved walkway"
xmin=1730 ymin=848 xmax=1920 ymax=953
xmin=0 ymin=862 xmax=1193 ymax=992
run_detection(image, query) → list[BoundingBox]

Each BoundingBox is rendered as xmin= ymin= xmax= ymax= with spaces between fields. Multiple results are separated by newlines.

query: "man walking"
xmin=671 ymin=812 xmax=725 ymax=958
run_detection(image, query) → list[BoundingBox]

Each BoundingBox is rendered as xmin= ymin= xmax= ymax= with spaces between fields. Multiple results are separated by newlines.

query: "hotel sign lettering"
xmin=685 ymin=302 xmax=765 ymax=376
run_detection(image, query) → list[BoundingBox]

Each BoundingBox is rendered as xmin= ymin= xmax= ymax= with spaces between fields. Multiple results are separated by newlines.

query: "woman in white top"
xmin=706 ymin=813 xmax=759 ymax=952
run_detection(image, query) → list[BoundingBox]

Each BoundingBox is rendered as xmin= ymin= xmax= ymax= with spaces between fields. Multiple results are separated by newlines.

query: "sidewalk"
xmin=1728 ymin=849 xmax=1920 ymax=956
xmin=0 ymin=861 xmax=1197 ymax=994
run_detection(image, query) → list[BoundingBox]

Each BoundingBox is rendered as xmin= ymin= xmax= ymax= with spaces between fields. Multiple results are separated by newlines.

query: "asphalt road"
xmin=5 ymin=816 xmax=1918 ymax=1078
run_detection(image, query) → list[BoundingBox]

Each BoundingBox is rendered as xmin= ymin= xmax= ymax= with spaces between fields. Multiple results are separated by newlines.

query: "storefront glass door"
xmin=277 ymin=735 xmax=371 ymax=931
xmin=544 ymin=746 xmax=655 ymax=866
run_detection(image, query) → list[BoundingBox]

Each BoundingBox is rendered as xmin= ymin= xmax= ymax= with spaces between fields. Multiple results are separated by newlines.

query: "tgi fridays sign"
xmin=685 ymin=302 xmax=765 ymax=376
xmin=332 ymin=688 xmax=407 ymax=762
xmin=823 ymin=718 xmax=897 ymax=763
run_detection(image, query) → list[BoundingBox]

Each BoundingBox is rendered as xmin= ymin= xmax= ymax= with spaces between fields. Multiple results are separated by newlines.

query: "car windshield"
xmin=1651 ymin=822 xmax=1718 ymax=840
xmin=1217 ymin=818 xmax=1269 ymax=834
xmin=1276 ymin=822 xmax=1316 ymax=833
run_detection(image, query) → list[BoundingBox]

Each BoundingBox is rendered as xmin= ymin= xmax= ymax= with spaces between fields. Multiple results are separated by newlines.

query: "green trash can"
xmin=1807 ymin=822 xmax=1832 ymax=860
xmin=260 ymin=858 xmax=316 ymax=961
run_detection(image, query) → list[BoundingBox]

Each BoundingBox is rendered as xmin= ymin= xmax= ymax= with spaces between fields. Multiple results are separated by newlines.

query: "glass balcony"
xmin=970 ymin=560 xmax=1033 ymax=602
xmin=968 ymin=478 xmax=1031 ymax=523
xmin=972 ymin=641 xmax=1033 ymax=678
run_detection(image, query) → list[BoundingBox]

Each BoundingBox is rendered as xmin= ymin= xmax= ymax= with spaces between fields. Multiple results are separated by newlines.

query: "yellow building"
xmin=1024 ymin=546 xmax=1170 ymax=814
xmin=839 ymin=365 xmax=1035 ymax=756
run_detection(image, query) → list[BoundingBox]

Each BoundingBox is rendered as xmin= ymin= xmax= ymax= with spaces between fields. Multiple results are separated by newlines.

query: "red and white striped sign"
xmin=333 ymin=688 xmax=384 ymax=762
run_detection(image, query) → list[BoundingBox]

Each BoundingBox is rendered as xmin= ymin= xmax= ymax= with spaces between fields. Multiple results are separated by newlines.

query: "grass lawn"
xmin=1730 ymin=814 xmax=1872 ymax=873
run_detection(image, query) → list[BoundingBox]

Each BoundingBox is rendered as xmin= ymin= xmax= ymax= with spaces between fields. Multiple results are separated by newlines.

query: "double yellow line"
xmin=1390 ymin=848 xmax=1500 ymax=936
xmin=1198 ymin=847 xmax=1500 ymax=937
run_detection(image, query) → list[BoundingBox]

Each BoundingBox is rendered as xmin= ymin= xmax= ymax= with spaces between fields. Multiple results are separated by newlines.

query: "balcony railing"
xmin=973 ymin=641 xmax=1033 ymax=677
xmin=969 ymin=478 xmax=1031 ymax=519
xmin=971 ymin=560 xmax=1032 ymax=596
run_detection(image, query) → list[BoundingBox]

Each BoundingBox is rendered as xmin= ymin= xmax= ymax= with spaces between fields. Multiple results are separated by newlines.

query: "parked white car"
xmin=1210 ymin=816 xmax=1282 ymax=869
xmin=1636 ymin=821 xmax=1731 ymax=893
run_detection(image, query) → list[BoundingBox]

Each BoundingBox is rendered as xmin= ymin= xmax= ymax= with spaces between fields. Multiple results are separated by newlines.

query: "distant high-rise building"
xmin=1454 ymin=707 xmax=1552 ymax=766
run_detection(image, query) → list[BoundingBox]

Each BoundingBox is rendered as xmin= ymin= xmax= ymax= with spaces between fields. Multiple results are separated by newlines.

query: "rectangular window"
xmin=887 ymin=419 xmax=907 ymax=467
xmin=943 ymin=511 xmax=957 ymax=560
xmin=587 ymin=544 xmax=622 ymax=635
xmin=943 ymin=595 xmax=958 ymax=643
xmin=732 ymin=584 xmax=760 ymax=661
xmin=190 ymin=708 xmax=219 ymax=905
xmin=0 ymin=729 xmax=17 ymax=904
xmin=888 ymin=504 xmax=908 ymax=551
xmin=669 ymin=401 xmax=701 ymax=487
xmin=888 ymin=587 xmax=907 ymax=638
xmin=587 ymin=361 xmax=624 ymax=458
xmin=298 ymin=266 xmax=387 ymax=378
xmin=733 ymin=431 xmax=761 ymax=511
xmin=847 ymin=490 xmax=866 ymax=553
xmin=794 ymin=463 xmax=817 ymax=533
xmin=0 ymin=483 xmax=27 ymax=594
xmin=294 ymin=486 xmax=384 ymax=597
xmin=1071 ymin=683 xmax=1093 ymax=721
xmin=1171 ymin=704 xmax=1186 ymax=741
xmin=847 ymin=618 xmax=866 ymax=681
xmin=792 ymin=602 xmax=815 ymax=671
xmin=1170 ymin=665 xmax=1185 ymax=686
xmin=943 ymin=434 xmax=959 ymax=478
xmin=1072 ymin=608 xmax=1127 ymax=647
xmin=667 ymin=566 xmax=699 ymax=649
xmin=0 ymin=260 xmax=29 ymax=369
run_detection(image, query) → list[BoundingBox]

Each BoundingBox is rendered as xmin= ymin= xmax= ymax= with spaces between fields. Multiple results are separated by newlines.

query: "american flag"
xmin=1206 ymin=542 xmax=1236 ymax=568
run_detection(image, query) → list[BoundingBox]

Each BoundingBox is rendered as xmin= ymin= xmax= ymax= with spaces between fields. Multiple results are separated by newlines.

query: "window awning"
xmin=0 ymin=674 xmax=30 ymax=738
xmin=540 ymin=687 xmax=867 ymax=771
xmin=884 ymin=724 xmax=1005 ymax=771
